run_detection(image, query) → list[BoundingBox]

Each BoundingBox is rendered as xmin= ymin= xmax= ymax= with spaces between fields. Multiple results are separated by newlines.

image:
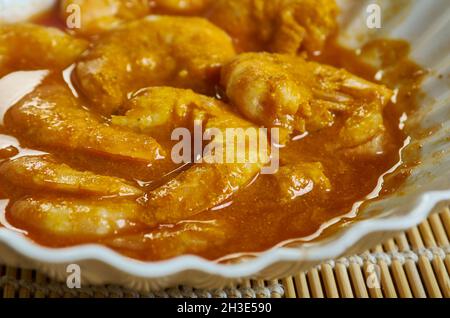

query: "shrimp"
xmin=338 ymin=102 xmax=386 ymax=149
xmin=75 ymin=16 xmax=236 ymax=115
xmin=208 ymin=0 xmax=339 ymax=55
xmin=153 ymin=0 xmax=211 ymax=14
xmin=111 ymin=87 xmax=270 ymax=225
xmin=272 ymin=162 xmax=331 ymax=204
xmin=0 ymin=156 xmax=142 ymax=197
xmin=105 ymin=220 xmax=230 ymax=260
xmin=0 ymin=23 xmax=88 ymax=75
xmin=9 ymin=197 xmax=146 ymax=239
xmin=221 ymin=53 xmax=393 ymax=154
xmin=4 ymin=84 xmax=165 ymax=164
xmin=7 ymin=87 xmax=268 ymax=235
xmin=3 ymin=83 xmax=179 ymax=181
xmin=59 ymin=0 xmax=212 ymax=36
xmin=59 ymin=0 xmax=152 ymax=36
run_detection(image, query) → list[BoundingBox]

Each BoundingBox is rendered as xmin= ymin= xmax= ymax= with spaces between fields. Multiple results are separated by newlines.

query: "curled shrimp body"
xmin=60 ymin=0 xmax=152 ymax=36
xmin=112 ymin=87 xmax=270 ymax=225
xmin=221 ymin=53 xmax=393 ymax=155
xmin=9 ymin=197 xmax=146 ymax=240
xmin=0 ymin=155 xmax=142 ymax=197
xmin=60 ymin=0 xmax=212 ymax=36
xmin=105 ymin=220 xmax=230 ymax=261
xmin=3 ymin=85 xmax=270 ymax=234
xmin=208 ymin=0 xmax=339 ymax=55
xmin=75 ymin=16 xmax=236 ymax=115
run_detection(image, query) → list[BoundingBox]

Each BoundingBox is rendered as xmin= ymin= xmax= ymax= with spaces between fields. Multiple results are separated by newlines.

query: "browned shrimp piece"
xmin=4 ymin=84 xmax=166 ymax=163
xmin=152 ymin=0 xmax=212 ymax=14
xmin=208 ymin=0 xmax=339 ymax=54
xmin=104 ymin=220 xmax=230 ymax=260
xmin=273 ymin=162 xmax=331 ymax=204
xmin=60 ymin=0 xmax=151 ymax=36
xmin=0 ymin=156 xmax=142 ymax=197
xmin=75 ymin=16 xmax=235 ymax=115
xmin=0 ymin=23 xmax=87 ymax=75
xmin=9 ymin=197 xmax=146 ymax=239
xmin=112 ymin=87 xmax=270 ymax=225
xmin=59 ymin=0 xmax=212 ymax=36
xmin=221 ymin=53 xmax=393 ymax=155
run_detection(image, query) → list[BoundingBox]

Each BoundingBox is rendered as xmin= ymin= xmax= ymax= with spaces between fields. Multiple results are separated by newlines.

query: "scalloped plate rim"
xmin=0 ymin=190 xmax=449 ymax=279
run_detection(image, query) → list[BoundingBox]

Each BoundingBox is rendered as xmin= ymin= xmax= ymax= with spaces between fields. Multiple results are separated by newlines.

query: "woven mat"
xmin=1 ymin=206 xmax=450 ymax=298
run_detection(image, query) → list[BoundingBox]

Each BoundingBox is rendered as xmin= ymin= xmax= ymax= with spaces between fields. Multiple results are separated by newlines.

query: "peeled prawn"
xmin=0 ymin=23 xmax=87 ymax=74
xmin=153 ymin=0 xmax=211 ymax=14
xmin=221 ymin=53 xmax=393 ymax=154
xmin=60 ymin=0 xmax=151 ymax=36
xmin=105 ymin=220 xmax=229 ymax=260
xmin=60 ymin=0 xmax=211 ymax=36
xmin=9 ymin=197 xmax=146 ymax=239
xmin=4 ymin=84 xmax=166 ymax=164
xmin=75 ymin=16 xmax=235 ymax=115
xmin=273 ymin=162 xmax=331 ymax=204
xmin=0 ymin=155 xmax=142 ymax=197
xmin=112 ymin=87 xmax=270 ymax=225
xmin=208 ymin=0 xmax=339 ymax=54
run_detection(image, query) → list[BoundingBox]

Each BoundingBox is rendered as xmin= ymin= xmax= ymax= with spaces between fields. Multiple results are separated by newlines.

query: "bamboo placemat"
xmin=1 ymin=206 xmax=450 ymax=298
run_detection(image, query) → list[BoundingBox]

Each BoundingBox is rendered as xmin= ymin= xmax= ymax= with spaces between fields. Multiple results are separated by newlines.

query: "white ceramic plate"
xmin=0 ymin=0 xmax=449 ymax=291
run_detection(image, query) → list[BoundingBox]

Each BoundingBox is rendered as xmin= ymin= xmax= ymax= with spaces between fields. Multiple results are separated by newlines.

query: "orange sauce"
xmin=0 ymin=10 xmax=426 ymax=262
